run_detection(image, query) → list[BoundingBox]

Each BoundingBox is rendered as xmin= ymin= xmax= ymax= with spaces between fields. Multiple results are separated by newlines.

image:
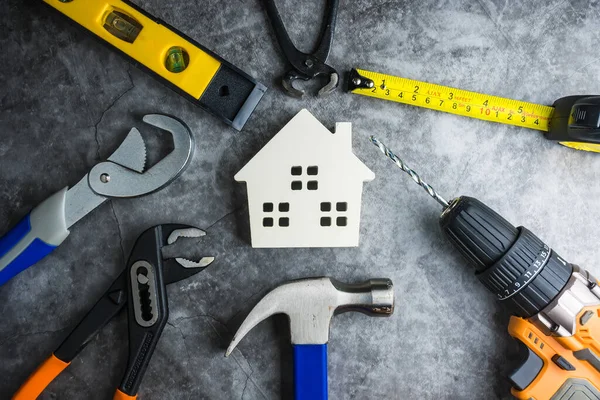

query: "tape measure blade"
xmin=559 ymin=141 xmax=600 ymax=153
xmin=352 ymin=68 xmax=553 ymax=132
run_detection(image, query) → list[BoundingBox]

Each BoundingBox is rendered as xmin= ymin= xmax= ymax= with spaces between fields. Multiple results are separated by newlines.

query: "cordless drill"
xmin=371 ymin=136 xmax=600 ymax=399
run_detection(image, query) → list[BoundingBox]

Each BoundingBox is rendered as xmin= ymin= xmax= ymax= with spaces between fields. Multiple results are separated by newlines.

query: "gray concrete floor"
xmin=2 ymin=0 xmax=600 ymax=399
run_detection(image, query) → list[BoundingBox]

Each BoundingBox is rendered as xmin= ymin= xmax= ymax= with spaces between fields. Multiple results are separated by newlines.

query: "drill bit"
xmin=369 ymin=136 xmax=450 ymax=208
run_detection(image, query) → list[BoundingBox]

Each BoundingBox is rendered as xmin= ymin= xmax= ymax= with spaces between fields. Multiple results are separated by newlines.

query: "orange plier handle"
xmin=13 ymin=354 xmax=69 ymax=400
xmin=12 ymin=354 xmax=137 ymax=399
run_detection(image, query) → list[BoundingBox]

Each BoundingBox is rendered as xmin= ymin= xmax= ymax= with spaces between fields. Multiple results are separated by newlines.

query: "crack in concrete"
xmin=0 ymin=327 xmax=67 ymax=347
xmin=166 ymin=312 xmax=267 ymax=400
xmin=475 ymin=0 xmax=519 ymax=52
xmin=65 ymin=370 xmax=95 ymax=396
xmin=230 ymin=348 xmax=268 ymax=400
xmin=166 ymin=321 xmax=193 ymax=368
xmin=240 ymin=373 xmax=251 ymax=400
xmin=89 ymin=67 xmax=133 ymax=267
xmin=227 ymin=285 xmax=267 ymax=322
xmin=109 ymin=202 xmax=127 ymax=264
xmin=205 ymin=208 xmax=240 ymax=231
xmin=220 ymin=310 xmax=269 ymax=400
xmin=168 ymin=312 xmax=227 ymax=329
xmin=94 ymin=67 xmax=135 ymax=159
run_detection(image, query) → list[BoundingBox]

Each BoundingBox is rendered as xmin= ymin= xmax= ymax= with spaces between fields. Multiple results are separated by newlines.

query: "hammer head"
xmin=226 ymin=277 xmax=394 ymax=355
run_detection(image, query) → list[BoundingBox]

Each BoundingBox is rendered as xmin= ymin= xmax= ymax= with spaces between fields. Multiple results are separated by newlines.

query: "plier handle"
xmin=12 ymin=224 xmax=215 ymax=400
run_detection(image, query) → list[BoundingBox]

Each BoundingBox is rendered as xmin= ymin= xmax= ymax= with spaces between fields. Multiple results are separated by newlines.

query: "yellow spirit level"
xmin=44 ymin=0 xmax=267 ymax=131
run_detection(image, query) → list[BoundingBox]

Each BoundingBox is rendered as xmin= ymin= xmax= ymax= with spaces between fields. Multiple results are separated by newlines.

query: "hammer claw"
xmin=226 ymin=287 xmax=284 ymax=356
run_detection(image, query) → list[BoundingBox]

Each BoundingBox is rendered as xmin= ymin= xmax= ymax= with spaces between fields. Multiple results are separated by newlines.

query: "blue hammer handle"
xmin=293 ymin=344 xmax=328 ymax=400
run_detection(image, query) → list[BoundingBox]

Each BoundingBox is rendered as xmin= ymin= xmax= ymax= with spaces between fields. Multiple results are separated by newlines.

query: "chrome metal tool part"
xmin=167 ymin=227 xmax=215 ymax=269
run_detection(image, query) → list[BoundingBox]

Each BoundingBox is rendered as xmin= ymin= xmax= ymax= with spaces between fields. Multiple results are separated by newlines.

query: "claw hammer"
xmin=226 ymin=277 xmax=395 ymax=400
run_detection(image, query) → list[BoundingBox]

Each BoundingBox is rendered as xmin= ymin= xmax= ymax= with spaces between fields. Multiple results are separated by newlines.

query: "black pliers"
xmin=13 ymin=224 xmax=215 ymax=400
xmin=264 ymin=0 xmax=340 ymax=97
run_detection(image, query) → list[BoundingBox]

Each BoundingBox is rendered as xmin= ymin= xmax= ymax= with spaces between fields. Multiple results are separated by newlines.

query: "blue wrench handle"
xmin=0 ymin=188 xmax=70 ymax=286
xmin=293 ymin=344 xmax=328 ymax=400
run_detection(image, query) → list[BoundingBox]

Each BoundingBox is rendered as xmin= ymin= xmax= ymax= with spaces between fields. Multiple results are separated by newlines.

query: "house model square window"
xmin=234 ymin=109 xmax=375 ymax=248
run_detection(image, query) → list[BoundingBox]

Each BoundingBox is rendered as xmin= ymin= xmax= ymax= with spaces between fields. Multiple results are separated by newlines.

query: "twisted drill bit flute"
xmin=369 ymin=136 xmax=449 ymax=208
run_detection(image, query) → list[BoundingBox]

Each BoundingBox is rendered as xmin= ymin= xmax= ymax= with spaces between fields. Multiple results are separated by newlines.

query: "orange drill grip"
xmin=114 ymin=389 xmax=137 ymax=400
xmin=12 ymin=354 xmax=70 ymax=400
xmin=509 ymin=307 xmax=600 ymax=399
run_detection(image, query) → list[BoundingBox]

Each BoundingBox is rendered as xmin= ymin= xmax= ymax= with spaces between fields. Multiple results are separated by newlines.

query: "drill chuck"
xmin=368 ymin=138 xmax=576 ymax=318
xmin=440 ymin=197 xmax=572 ymax=318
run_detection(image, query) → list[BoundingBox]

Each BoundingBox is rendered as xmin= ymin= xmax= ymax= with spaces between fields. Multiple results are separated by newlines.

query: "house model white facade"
xmin=235 ymin=109 xmax=375 ymax=248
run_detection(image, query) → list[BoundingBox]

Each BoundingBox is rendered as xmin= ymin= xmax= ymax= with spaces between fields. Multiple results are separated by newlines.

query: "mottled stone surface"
xmin=1 ymin=1 xmax=600 ymax=399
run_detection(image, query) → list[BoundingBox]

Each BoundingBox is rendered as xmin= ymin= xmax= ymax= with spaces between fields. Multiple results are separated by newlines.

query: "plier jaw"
xmin=264 ymin=0 xmax=340 ymax=98
xmin=282 ymin=67 xmax=339 ymax=98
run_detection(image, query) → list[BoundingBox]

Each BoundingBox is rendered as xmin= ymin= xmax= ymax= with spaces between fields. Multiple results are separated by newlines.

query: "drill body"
xmin=441 ymin=197 xmax=600 ymax=399
xmin=368 ymin=136 xmax=600 ymax=398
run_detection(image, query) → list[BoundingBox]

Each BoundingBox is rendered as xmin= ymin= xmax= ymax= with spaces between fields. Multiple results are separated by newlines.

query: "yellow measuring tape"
xmin=348 ymin=68 xmax=600 ymax=153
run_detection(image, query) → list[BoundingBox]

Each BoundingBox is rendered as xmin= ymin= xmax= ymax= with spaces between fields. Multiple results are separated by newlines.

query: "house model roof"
xmin=235 ymin=109 xmax=375 ymax=182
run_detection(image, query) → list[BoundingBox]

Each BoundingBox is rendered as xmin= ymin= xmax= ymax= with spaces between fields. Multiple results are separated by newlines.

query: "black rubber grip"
xmin=478 ymin=228 xmax=572 ymax=317
xmin=440 ymin=196 xmax=518 ymax=272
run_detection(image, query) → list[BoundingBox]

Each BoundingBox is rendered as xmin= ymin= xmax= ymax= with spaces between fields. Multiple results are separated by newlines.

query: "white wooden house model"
xmin=235 ymin=109 xmax=375 ymax=248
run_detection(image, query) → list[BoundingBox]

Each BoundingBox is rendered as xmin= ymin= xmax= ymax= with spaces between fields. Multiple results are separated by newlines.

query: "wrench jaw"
xmin=106 ymin=127 xmax=147 ymax=174
xmin=62 ymin=115 xmax=193 ymax=231
xmin=87 ymin=114 xmax=194 ymax=199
